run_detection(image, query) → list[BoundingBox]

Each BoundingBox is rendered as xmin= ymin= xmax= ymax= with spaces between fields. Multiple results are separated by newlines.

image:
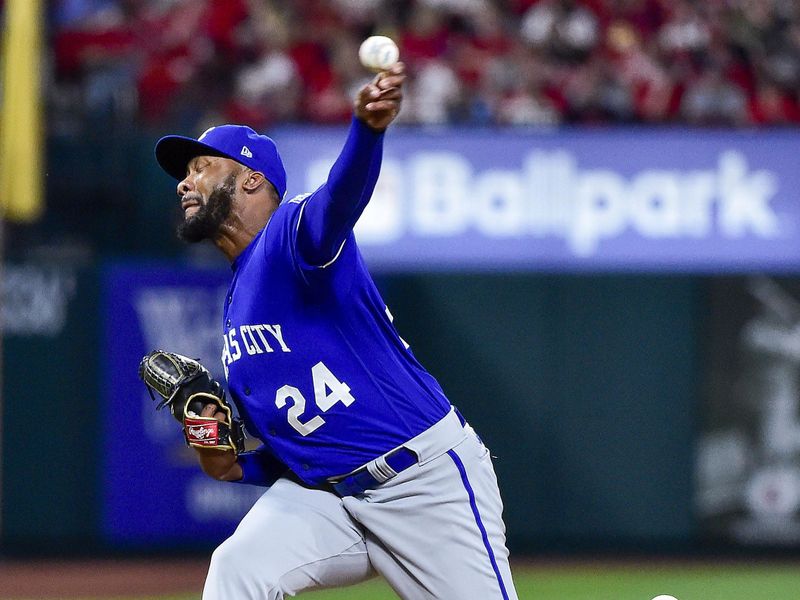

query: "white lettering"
xmin=312 ymin=361 xmax=355 ymax=410
xmin=2 ymin=266 xmax=76 ymax=336
xmin=275 ymin=362 xmax=356 ymax=437
xmin=525 ymin=151 xmax=576 ymax=236
xmin=319 ymin=149 xmax=783 ymax=257
xmin=262 ymin=324 xmax=291 ymax=352
xmin=221 ymin=323 xmax=290 ymax=371
xmin=570 ymin=171 xmax=627 ymax=256
xmin=411 ymin=153 xmax=470 ymax=235
xmin=275 ymin=385 xmax=325 ymax=437
xmin=629 ymin=171 xmax=681 ymax=238
xmin=718 ymin=151 xmax=778 ymax=238
xmin=240 ymin=325 xmax=263 ymax=355
xmin=679 ymin=172 xmax=716 ymax=237
xmin=474 ymin=171 xmax=525 ymax=237
xmin=250 ymin=324 xmax=274 ymax=352
xmin=228 ymin=329 xmax=242 ymax=361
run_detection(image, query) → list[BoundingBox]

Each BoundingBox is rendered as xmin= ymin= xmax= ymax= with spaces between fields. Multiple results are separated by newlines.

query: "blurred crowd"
xmin=50 ymin=0 xmax=800 ymax=133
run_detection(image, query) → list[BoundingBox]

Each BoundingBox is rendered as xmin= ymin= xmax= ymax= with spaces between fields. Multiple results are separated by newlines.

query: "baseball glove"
xmin=138 ymin=350 xmax=245 ymax=454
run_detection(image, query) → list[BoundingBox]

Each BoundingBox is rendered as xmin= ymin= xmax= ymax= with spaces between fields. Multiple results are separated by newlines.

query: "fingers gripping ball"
xmin=359 ymin=36 xmax=399 ymax=72
xmin=138 ymin=350 xmax=245 ymax=454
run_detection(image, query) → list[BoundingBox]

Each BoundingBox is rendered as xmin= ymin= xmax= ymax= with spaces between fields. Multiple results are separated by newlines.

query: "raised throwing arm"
xmin=296 ymin=64 xmax=406 ymax=267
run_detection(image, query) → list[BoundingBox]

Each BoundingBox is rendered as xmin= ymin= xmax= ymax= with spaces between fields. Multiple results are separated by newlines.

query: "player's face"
xmin=176 ymin=156 xmax=239 ymax=243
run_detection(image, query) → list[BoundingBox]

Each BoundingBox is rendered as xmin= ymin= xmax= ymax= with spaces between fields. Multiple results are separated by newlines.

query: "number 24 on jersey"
xmin=275 ymin=362 xmax=355 ymax=436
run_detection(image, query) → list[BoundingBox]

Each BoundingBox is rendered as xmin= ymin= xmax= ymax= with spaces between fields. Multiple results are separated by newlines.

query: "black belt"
xmin=331 ymin=447 xmax=418 ymax=497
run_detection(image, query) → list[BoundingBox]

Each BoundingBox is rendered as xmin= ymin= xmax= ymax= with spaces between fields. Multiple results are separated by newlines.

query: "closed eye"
xmin=186 ymin=158 xmax=211 ymax=176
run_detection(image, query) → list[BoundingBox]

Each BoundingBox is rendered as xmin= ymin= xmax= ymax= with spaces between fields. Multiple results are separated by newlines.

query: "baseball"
xmin=651 ymin=595 xmax=679 ymax=600
xmin=358 ymin=35 xmax=399 ymax=72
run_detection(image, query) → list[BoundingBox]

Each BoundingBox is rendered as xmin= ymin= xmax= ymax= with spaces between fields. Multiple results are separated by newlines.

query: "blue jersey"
xmin=222 ymin=120 xmax=452 ymax=486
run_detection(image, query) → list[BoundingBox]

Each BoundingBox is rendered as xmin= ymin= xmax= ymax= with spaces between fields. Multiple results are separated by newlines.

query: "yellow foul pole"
xmin=0 ymin=0 xmax=45 ymax=222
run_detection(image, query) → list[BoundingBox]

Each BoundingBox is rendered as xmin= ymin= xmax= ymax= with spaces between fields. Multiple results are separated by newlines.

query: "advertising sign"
xmin=275 ymin=127 xmax=800 ymax=272
xmin=102 ymin=265 xmax=263 ymax=546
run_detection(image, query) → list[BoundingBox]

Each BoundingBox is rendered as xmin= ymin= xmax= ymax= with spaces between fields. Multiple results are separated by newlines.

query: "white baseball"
xmin=651 ymin=595 xmax=679 ymax=600
xmin=359 ymin=36 xmax=399 ymax=72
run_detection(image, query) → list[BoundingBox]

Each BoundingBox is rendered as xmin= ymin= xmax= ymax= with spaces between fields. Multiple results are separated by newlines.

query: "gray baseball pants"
xmin=203 ymin=410 xmax=518 ymax=599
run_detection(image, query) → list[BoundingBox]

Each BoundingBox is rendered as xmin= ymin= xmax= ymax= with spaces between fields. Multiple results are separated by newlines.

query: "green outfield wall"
xmin=0 ymin=260 xmax=698 ymax=553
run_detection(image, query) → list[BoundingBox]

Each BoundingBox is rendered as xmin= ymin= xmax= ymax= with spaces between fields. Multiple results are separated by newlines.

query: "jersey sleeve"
xmin=232 ymin=445 xmax=288 ymax=487
xmin=294 ymin=117 xmax=384 ymax=268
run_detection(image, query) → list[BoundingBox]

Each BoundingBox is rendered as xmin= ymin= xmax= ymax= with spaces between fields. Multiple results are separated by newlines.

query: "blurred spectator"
xmin=399 ymin=4 xmax=450 ymax=67
xmin=134 ymin=1 xmax=212 ymax=125
xmin=220 ymin=1 xmax=300 ymax=129
xmin=520 ymin=0 xmax=602 ymax=63
xmin=404 ymin=59 xmax=463 ymax=124
xmin=495 ymin=80 xmax=561 ymax=126
xmin=47 ymin=0 xmax=800 ymax=132
xmin=606 ymin=20 xmax=677 ymax=122
xmin=681 ymin=68 xmax=748 ymax=126
xmin=658 ymin=1 xmax=711 ymax=56
xmin=563 ymin=54 xmax=635 ymax=122
xmin=50 ymin=0 xmax=139 ymax=129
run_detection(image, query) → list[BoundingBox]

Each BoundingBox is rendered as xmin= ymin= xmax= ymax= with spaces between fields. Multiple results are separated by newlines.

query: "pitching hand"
xmin=355 ymin=62 xmax=406 ymax=132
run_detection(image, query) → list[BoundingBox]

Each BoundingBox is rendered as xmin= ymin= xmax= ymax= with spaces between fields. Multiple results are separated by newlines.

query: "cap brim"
xmin=155 ymin=135 xmax=233 ymax=180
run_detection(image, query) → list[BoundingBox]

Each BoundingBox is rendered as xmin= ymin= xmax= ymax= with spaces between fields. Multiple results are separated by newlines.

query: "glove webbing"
xmin=139 ymin=352 xmax=204 ymax=410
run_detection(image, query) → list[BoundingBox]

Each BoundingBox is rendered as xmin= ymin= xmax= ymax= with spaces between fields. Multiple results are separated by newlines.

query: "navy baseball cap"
xmin=155 ymin=124 xmax=287 ymax=199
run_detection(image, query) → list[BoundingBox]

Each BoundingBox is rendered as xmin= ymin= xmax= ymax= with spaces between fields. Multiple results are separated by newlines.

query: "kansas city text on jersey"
xmin=222 ymin=323 xmax=291 ymax=377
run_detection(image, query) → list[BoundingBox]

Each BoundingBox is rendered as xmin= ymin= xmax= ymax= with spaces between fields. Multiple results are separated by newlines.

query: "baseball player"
xmin=150 ymin=62 xmax=518 ymax=599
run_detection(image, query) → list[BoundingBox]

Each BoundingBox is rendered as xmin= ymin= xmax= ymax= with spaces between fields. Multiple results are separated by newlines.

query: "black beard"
xmin=177 ymin=174 xmax=236 ymax=243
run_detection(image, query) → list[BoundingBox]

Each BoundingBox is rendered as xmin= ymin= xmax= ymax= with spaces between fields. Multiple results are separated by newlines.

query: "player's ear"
xmin=241 ymin=169 xmax=266 ymax=193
